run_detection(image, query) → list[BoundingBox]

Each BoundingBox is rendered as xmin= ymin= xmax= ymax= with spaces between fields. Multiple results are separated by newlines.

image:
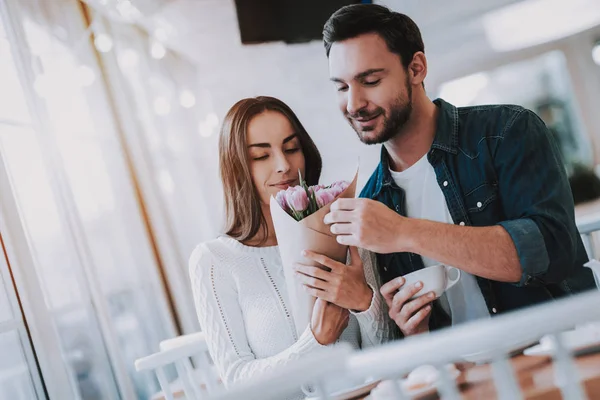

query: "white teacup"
xmin=402 ymin=265 xmax=461 ymax=299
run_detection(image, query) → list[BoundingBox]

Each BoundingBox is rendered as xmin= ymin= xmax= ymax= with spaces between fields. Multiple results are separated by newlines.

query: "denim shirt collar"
xmin=372 ymin=98 xmax=458 ymax=198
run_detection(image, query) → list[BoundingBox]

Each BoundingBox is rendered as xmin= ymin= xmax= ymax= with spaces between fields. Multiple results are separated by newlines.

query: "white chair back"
xmin=205 ymin=344 xmax=353 ymax=400
xmin=135 ymin=332 xmax=219 ymax=400
xmin=344 ymin=290 xmax=600 ymax=400
xmin=578 ymin=217 xmax=600 ymax=260
xmin=584 ymin=260 xmax=600 ymax=289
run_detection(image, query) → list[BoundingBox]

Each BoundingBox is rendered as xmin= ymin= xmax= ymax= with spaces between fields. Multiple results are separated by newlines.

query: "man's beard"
xmin=349 ymin=84 xmax=413 ymax=145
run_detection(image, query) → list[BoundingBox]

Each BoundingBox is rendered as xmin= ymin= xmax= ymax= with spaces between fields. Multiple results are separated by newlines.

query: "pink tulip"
xmin=307 ymin=184 xmax=324 ymax=195
xmin=314 ymin=187 xmax=336 ymax=208
xmin=286 ymin=186 xmax=309 ymax=212
xmin=329 ymin=180 xmax=349 ymax=198
xmin=334 ymin=180 xmax=350 ymax=192
xmin=275 ymin=190 xmax=289 ymax=212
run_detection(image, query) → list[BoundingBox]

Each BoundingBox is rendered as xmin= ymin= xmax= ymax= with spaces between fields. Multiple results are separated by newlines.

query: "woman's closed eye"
xmin=285 ymin=147 xmax=300 ymax=154
xmin=252 ymin=154 xmax=269 ymax=161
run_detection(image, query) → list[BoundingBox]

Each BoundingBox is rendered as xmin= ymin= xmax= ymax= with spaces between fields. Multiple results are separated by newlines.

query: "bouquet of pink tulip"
xmin=269 ymin=168 xmax=358 ymax=336
xmin=275 ymin=174 xmax=350 ymax=222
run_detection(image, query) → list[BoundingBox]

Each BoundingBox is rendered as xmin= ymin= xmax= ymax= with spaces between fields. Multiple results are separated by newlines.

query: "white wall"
xmin=156 ymin=0 xmax=600 ymax=236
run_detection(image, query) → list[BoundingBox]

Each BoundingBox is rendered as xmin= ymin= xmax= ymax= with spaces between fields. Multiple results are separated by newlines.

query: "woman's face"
xmin=246 ymin=110 xmax=306 ymax=206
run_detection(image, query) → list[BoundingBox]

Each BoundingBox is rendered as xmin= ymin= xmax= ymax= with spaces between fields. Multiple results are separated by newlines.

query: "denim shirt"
xmin=360 ymin=98 xmax=595 ymax=332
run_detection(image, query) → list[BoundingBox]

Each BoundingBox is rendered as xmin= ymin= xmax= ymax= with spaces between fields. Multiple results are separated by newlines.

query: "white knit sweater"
xmin=189 ymin=236 xmax=394 ymax=397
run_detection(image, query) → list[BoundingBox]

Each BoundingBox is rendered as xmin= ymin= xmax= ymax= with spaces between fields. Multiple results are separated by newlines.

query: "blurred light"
xmin=116 ymin=0 xmax=142 ymax=21
xmin=94 ymin=33 xmax=113 ymax=53
xmin=153 ymin=97 xmax=171 ymax=116
xmin=157 ymin=170 xmax=175 ymax=194
xmin=118 ymin=48 xmax=139 ymax=69
xmin=198 ymin=121 xmax=214 ymax=138
xmin=151 ymin=40 xmax=166 ymax=60
xmin=179 ymin=89 xmax=196 ymax=108
xmin=76 ymin=65 xmax=96 ymax=87
xmin=593 ymin=43 xmax=600 ymax=66
xmin=483 ymin=0 xmax=600 ymax=52
xmin=154 ymin=27 xmax=168 ymax=42
xmin=206 ymin=112 xmax=219 ymax=127
xmin=438 ymin=73 xmax=489 ymax=106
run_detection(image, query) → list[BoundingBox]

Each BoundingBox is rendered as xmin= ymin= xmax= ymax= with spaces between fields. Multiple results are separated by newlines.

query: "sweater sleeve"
xmin=350 ymin=248 xmax=399 ymax=347
xmin=189 ymin=243 xmax=325 ymax=387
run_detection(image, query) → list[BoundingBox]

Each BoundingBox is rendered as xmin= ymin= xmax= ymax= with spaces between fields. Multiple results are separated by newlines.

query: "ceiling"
xmin=85 ymin=0 xmax=600 ymax=88
xmin=84 ymin=0 xmax=525 ymax=60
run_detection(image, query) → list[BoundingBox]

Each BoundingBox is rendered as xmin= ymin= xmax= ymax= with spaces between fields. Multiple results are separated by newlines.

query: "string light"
xmin=206 ymin=112 xmax=219 ymax=128
xmin=179 ymin=89 xmax=196 ymax=108
xmin=150 ymin=40 xmax=166 ymax=60
xmin=115 ymin=0 xmax=141 ymax=21
xmin=199 ymin=113 xmax=219 ymax=138
xmin=4 ymin=9 xmax=185 ymax=116
xmin=94 ymin=33 xmax=113 ymax=52
xmin=154 ymin=27 xmax=168 ymax=42
xmin=118 ymin=48 xmax=139 ymax=69
xmin=198 ymin=120 xmax=213 ymax=138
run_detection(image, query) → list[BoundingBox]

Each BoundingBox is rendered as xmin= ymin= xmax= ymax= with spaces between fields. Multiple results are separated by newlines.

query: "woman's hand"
xmin=294 ymin=246 xmax=373 ymax=312
xmin=311 ymin=298 xmax=349 ymax=345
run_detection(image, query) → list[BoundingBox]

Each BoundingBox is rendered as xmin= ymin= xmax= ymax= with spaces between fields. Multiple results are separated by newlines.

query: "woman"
xmin=189 ymin=96 xmax=392 ymax=397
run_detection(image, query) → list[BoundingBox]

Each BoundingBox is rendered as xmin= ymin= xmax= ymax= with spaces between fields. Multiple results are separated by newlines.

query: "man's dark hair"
xmin=323 ymin=4 xmax=424 ymax=69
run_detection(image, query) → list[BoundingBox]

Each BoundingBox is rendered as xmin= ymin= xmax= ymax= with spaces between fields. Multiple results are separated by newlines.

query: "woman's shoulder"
xmin=188 ymin=238 xmax=240 ymax=299
xmin=188 ymin=235 xmax=248 ymax=273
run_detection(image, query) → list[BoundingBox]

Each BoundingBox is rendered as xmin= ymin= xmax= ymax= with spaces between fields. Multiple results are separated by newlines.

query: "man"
xmin=320 ymin=4 xmax=595 ymax=337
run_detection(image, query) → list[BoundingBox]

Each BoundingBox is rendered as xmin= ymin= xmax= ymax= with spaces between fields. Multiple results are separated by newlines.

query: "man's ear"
xmin=408 ymin=52 xmax=427 ymax=86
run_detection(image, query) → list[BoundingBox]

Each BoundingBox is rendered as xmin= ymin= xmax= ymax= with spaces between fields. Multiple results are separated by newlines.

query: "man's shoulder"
xmin=455 ymin=103 xmax=538 ymax=142
xmin=456 ymin=103 xmax=526 ymax=117
xmin=359 ymin=168 xmax=382 ymax=199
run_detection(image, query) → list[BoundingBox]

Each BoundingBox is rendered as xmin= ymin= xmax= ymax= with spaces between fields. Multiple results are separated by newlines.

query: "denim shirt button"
xmin=443 ymin=181 xmax=448 ymax=187
xmin=492 ymin=307 xmax=497 ymax=314
xmin=459 ymin=221 xmax=465 ymax=226
xmin=477 ymin=201 xmax=483 ymax=208
xmin=395 ymin=205 xmax=400 ymax=212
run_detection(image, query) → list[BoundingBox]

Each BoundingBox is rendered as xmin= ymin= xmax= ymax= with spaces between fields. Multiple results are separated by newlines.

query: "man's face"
xmin=329 ymin=33 xmax=413 ymax=145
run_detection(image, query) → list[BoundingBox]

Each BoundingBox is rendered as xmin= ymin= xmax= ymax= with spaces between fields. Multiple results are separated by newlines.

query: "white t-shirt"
xmin=389 ymin=154 xmax=490 ymax=325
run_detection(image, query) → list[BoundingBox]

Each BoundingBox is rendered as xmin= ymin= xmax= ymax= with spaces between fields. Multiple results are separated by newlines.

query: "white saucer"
xmin=305 ymin=380 xmax=380 ymax=400
xmin=461 ymin=338 xmax=538 ymax=364
xmin=365 ymin=366 xmax=460 ymax=399
xmin=523 ymin=327 xmax=600 ymax=357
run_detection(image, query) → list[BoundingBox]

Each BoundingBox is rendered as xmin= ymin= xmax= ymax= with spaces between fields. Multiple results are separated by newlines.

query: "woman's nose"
xmin=275 ymin=152 xmax=291 ymax=174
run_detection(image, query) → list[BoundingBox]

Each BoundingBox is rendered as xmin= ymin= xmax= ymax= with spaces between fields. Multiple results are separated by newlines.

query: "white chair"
xmin=135 ymin=332 xmax=220 ymax=400
xmin=159 ymin=333 xmax=220 ymax=394
xmin=584 ymin=259 xmax=600 ymax=289
xmin=577 ymin=216 xmax=600 ymax=262
xmin=342 ymin=290 xmax=600 ymax=400
xmin=205 ymin=343 xmax=353 ymax=400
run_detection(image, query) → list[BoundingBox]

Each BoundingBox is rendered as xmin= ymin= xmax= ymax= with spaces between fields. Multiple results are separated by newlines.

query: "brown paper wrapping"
xmin=269 ymin=170 xmax=358 ymax=335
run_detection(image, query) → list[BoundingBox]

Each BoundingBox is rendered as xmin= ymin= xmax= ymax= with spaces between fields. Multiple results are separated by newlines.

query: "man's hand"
xmin=324 ymin=198 xmax=408 ymax=254
xmin=380 ymin=276 xmax=436 ymax=336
